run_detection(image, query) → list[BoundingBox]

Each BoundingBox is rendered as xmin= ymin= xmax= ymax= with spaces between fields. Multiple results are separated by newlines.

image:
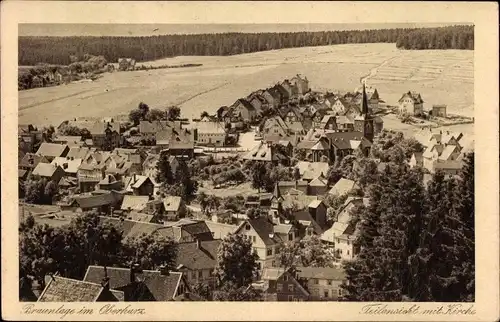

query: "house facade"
xmin=398 ymin=91 xmax=424 ymax=116
xmin=297 ymin=267 xmax=346 ymax=301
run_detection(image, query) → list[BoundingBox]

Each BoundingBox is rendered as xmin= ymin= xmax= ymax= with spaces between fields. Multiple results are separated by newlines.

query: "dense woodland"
xmin=19 ymin=25 xmax=473 ymax=66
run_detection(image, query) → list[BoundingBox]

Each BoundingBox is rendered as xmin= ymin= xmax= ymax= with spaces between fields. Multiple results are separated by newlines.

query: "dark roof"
xmin=19 ymin=153 xmax=49 ymax=168
xmin=75 ymin=191 xmax=123 ymax=209
xmin=84 ymin=266 xmax=183 ymax=301
xmin=234 ymin=98 xmax=255 ymax=111
xmin=326 ymin=131 xmax=372 ymax=150
xmin=139 ymin=121 xmax=181 ymax=134
xmin=99 ymin=216 xmax=164 ymax=239
xmin=176 ymin=240 xmax=221 ymax=270
xmin=237 ymin=217 xmax=281 ymax=246
xmin=38 ymin=276 xmax=123 ymax=302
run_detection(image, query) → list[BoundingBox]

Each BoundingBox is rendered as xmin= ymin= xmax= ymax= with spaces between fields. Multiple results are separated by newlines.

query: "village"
xmin=19 ymin=73 xmax=474 ymax=302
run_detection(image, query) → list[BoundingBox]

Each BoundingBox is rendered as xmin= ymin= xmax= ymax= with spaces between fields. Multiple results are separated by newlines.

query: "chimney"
xmin=159 ymin=264 xmax=169 ymax=276
xmin=196 ymin=238 xmax=201 ymax=249
xmin=130 ymin=263 xmax=142 ymax=283
xmin=63 ymin=163 xmax=68 ymax=169
xmin=133 ymin=174 xmax=136 ymax=182
xmin=101 ymin=266 xmax=110 ymax=291
xmin=108 ymin=174 xmax=112 ymax=182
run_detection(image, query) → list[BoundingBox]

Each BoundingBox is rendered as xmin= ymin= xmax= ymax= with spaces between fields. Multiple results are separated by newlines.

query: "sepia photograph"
xmin=17 ymin=21 xmax=476 ymax=303
xmin=2 ymin=1 xmax=498 ymax=321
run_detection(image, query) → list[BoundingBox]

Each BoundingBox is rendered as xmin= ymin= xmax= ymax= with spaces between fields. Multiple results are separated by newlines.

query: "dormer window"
xmin=245 ymin=224 xmax=251 ymax=230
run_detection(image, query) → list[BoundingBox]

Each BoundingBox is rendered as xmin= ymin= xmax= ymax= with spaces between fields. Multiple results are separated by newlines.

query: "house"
xmin=163 ymin=140 xmax=195 ymax=160
xmin=432 ymin=104 xmax=447 ymax=118
xmin=354 ymin=85 xmax=380 ymax=111
xmin=35 ymin=143 xmax=69 ymax=161
xmin=335 ymin=115 xmax=355 ymax=131
xmin=154 ymin=219 xmax=214 ymax=243
xmin=438 ymin=144 xmax=462 ymax=162
xmin=19 ymin=153 xmax=50 ymax=172
xmin=19 ymin=169 xmax=29 ymax=182
xmin=291 ymin=74 xmax=309 ymax=96
xmin=308 ymin=174 xmax=329 ymax=196
xmin=31 ymin=163 xmax=66 ymax=183
xmin=319 ymin=115 xmax=338 ymax=131
xmin=243 ymin=142 xmax=289 ymax=164
xmin=398 ymin=91 xmax=424 ymax=116
xmin=297 ymin=266 xmax=346 ymax=300
xmin=232 ymin=98 xmax=257 ymax=122
xmin=50 ymin=157 xmax=82 ymax=177
xmin=139 ymin=121 xmax=182 ymax=141
xmin=77 ymin=163 xmax=105 ymax=193
xmin=280 ymin=79 xmax=297 ymax=98
xmin=31 ymin=75 xmax=44 ymax=88
xmin=328 ymin=178 xmax=360 ymax=196
xmin=261 ymin=116 xmax=289 ymax=137
xmin=295 ymin=161 xmax=329 ymax=182
xmin=430 ymin=160 xmax=464 ymax=176
xmin=66 ymin=146 xmax=93 ymax=160
xmin=281 ymin=107 xmax=303 ymax=123
xmin=162 ymin=195 xmax=186 ymax=221
xmin=74 ymin=191 xmax=124 ymax=214
xmin=175 ymin=239 xmax=221 ymax=287
xmin=89 ymin=122 xmax=121 ymax=150
xmin=117 ymin=58 xmax=136 ymax=71
xmin=261 ymin=88 xmax=282 ymax=109
xmin=409 ymin=152 xmax=424 ymax=168
xmin=335 ymin=197 xmax=369 ymax=224
xmin=247 ymin=94 xmax=268 ymax=115
xmin=18 ymin=124 xmax=41 ymax=154
xmin=84 ymin=265 xmax=190 ymax=301
xmin=273 ymin=84 xmax=291 ymax=103
xmin=423 ymin=144 xmax=445 ymax=170
xmin=37 ymin=276 xmax=124 ymax=302
xmin=234 ymin=217 xmax=282 ymax=269
xmin=124 ymin=175 xmax=154 ymax=196
xmin=278 ymin=181 xmax=309 ymax=196
xmin=192 ymin=121 xmax=227 ymax=147
xmin=121 ymin=195 xmax=150 ymax=212
xmin=258 ymin=267 xmax=310 ymax=301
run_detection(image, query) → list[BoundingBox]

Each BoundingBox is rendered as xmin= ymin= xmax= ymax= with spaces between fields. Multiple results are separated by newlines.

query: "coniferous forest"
xmin=19 ymin=25 xmax=473 ymax=66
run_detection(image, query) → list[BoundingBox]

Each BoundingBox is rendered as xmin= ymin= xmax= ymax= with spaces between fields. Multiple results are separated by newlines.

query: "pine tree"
xmin=156 ymin=152 xmax=174 ymax=185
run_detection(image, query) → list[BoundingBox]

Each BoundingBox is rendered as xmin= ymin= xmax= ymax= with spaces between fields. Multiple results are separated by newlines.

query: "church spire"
xmin=273 ymin=181 xmax=282 ymax=200
xmin=361 ymin=81 xmax=369 ymax=115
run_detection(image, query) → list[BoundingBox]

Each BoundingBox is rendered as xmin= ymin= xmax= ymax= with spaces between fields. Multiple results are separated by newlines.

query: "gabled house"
xmin=19 ymin=153 xmax=50 ymax=172
xmin=50 ymin=157 xmax=82 ymax=177
xmin=175 ymin=239 xmax=221 ymax=287
xmin=234 ymin=217 xmax=282 ymax=269
xmin=121 ymin=195 xmax=150 ymax=212
xmin=280 ymin=79 xmax=297 ymax=98
xmin=262 ymin=88 xmax=282 ymax=109
xmin=35 ymin=143 xmax=70 ymax=162
xmin=77 ymin=163 xmax=105 ymax=193
xmin=117 ymin=58 xmax=136 ymax=71
xmin=139 ymin=121 xmax=182 ymax=141
xmin=257 ymin=267 xmax=310 ymax=301
xmin=90 ymin=122 xmax=121 ymax=151
xmin=31 ymin=163 xmax=66 ymax=183
xmin=297 ymin=266 xmax=346 ymax=301
xmin=142 ymin=154 xmax=159 ymax=179
xmin=192 ymin=121 xmax=227 ymax=147
xmin=84 ymin=265 xmax=190 ymax=301
xmin=243 ymin=142 xmax=289 ymax=164
xmin=74 ymin=191 xmax=124 ymax=215
xmin=37 ymin=276 xmax=124 ymax=302
xmin=231 ymin=98 xmax=257 ymax=122
xmin=162 ymin=196 xmax=186 ymax=221
xmin=247 ymin=94 xmax=268 ymax=115
xmin=291 ymin=74 xmax=309 ymax=96
xmin=328 ymin=178 xmax=360 ymax=196
xmin=308 ymin=174 xmax=329 ymax=196
xmin=261 ymin=116 xmax=289 ymax=137
xmin=398 ymin=91 xmax=424 ymax=116
xmin=124 ymin=175 xmax=154 ymax=196
xmin=409 ymin=152 xmax=424 ymax=168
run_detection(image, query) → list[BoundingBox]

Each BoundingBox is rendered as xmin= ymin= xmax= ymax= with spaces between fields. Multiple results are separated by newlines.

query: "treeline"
xmin=396 ymin=25 xmax=473 ymax=50
xmin=19 ymin=25 xmax=473 ymax=65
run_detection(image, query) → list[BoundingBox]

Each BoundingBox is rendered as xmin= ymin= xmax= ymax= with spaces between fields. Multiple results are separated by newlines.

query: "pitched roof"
xmin=19 ymin=153 xmax=49 ymax=168
xmin=327 ymin=131 xmax=372 ymax=150
xmin=67 ymin=146 xmax=93 ymax=159
xmin=38 ymin=276 xmax=123 ymax=302
xmin=51 ymin=157 xmax=82 ymax=174
xmin=398 ymin=91 xmax=424 ymax=104
xmin=295 ymin=161 xmax=329 ymax=181
xmin=163 ymin=196 xmax=182 ymax=212
xmin=100 ymin=216 xmax=164 ymax=239
xmin=176 ymin=240 xmax=221 ymax=270
xmin=433 ymin=160 xmax=464 ymax=170
xmin=329 ymin=178 xmax=360 ymax=196
xmin=308 ymin=199 xmax=324 ymax=208
xmin=205 ymin=221 xmax=237 ymax=240
xmin=139 ymin=121 xmax=181 ymax=134
xmin=309 ymin=174 xmax=328 ymax=187
xmin=83 ymin=266 xmax=183 ymax=301
xmin=32 ymin=163 xmax=61 ymax=177
xmin=18 ymin=169 xmax=28 ymax=178
xmin=36 ymin=143 xmax=68 ymax=158
xmin=243 ymin=142 xmax=287 ymax=162
xmin=75 ymin=191 xmax=123 ymax=209
xmin=90 ymin=122 xmax=120 ymax=135
xmin=296 ymin=266 xmax=346 ymax=280
xmin=438 ymin=145 xmax=460 ymax=161
xmin=310 ymin=139 xmax=330 ymax=151
xmin=294 ymin=211 xmax=324 ymax=234
xmin=121 ymin=195 xmax=150 ymax=211
xmin=237 ymin=217 xmax=281 ymax=246
xmin=233 ymin=98 xmax=255 ymax=111
xmin=262 ymin=267 xmax=287 ymax=280
xmin=283 ymin=194 xmax=318 ymax=210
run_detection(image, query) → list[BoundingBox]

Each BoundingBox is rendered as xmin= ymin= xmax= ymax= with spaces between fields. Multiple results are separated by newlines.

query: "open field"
xmin=19 ymin=43 xmax=473 ymax=137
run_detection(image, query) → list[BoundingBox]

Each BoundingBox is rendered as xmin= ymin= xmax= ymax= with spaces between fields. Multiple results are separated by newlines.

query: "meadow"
xmin=18 ymin=43 xmax=473 ymax=137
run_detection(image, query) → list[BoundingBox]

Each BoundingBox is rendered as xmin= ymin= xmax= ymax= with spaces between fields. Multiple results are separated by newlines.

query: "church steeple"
xmin=361 ymin=81 xmax=369 ymax=115
xmin=273 ymin=181 xmax=282 ymax=201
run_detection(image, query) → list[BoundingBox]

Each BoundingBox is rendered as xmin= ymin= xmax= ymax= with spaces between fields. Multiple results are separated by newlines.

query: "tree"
xmin=146 ymin=108 xmax=165 ymax=121
xmin=156 ymin=152 xmax=174 ymax=185
xmin=292 ymin=167 xmax=301 ymax=181
xmin=215 ymin=234 xmax=259 ymax=288
xmin=338 ymin=155 xmax=356 ymax=178
xmin=200 ymin=111 xmax=210 ymax=119
xmin=173 ymin=159 xmax=198 ymax=200
xmin=129 ymin=109 xmax=143 ymax=126
xmin=326 ymin=166 xmax=342 ymax=186
xmin=138 ymin=102 xmax=150 ymax=116
xmin=166 ymin=106 xmax=181 ymax=121
xmin=213 ymin=282 xmax=262 ymax=301
xmin=122 ymin=233 xmax=178 ymax=271
xmin=24 ymin=178 xmax=45 ymax=204
xmin=250 ymin=162 xmax=267 ymax=193
xmin=276 ymin=236 xmax=334 ymax=269
xmin=43 ymin=180 xmax=58 ymax=204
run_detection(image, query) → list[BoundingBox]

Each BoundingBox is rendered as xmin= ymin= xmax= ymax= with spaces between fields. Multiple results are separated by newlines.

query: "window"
xmin=178 ymin=283 xmax=185 ymax=295
xmin=347 ymin=250 xmax=350 ymax=255
xmin=288 ymin=295 xmax=294 ymax=302
xmin=288 ymin=233 xmax=293 ymax=241
xmin=198 ymin=270 xmax=203 ymax=279
xmin=324 ymin=290 xmax=329 ymax=298
xmin=269 ymin=280 xmax=276 ymax=289
xmin=288 ymin=284 xmax=294 ymax=292
xmin=283 ymin=274 xmax=289 ymax=282
xmin=338 ymin=289 xmax=342 ymax=296
xmin=245 ymin=224 xmax=250 ymax=230
xmin=347 ymin=240 xmax=350 ymax=246
xmin=252 ymin=236 xmax=256 ymax=243
xmin=267 ymin=248 xmax=272 ymax=256
xmin=313 ymin=279 xmax=318 ymax=285
xmin=253 ymin=247 xmax=258 ymax=254
xmin=293 ymin=298 xmax=299 ymax=302
xmin=327 ymin=280 xmax=332 ymax=286
xmin=277 ymin=283 xmax=283 ymax=291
